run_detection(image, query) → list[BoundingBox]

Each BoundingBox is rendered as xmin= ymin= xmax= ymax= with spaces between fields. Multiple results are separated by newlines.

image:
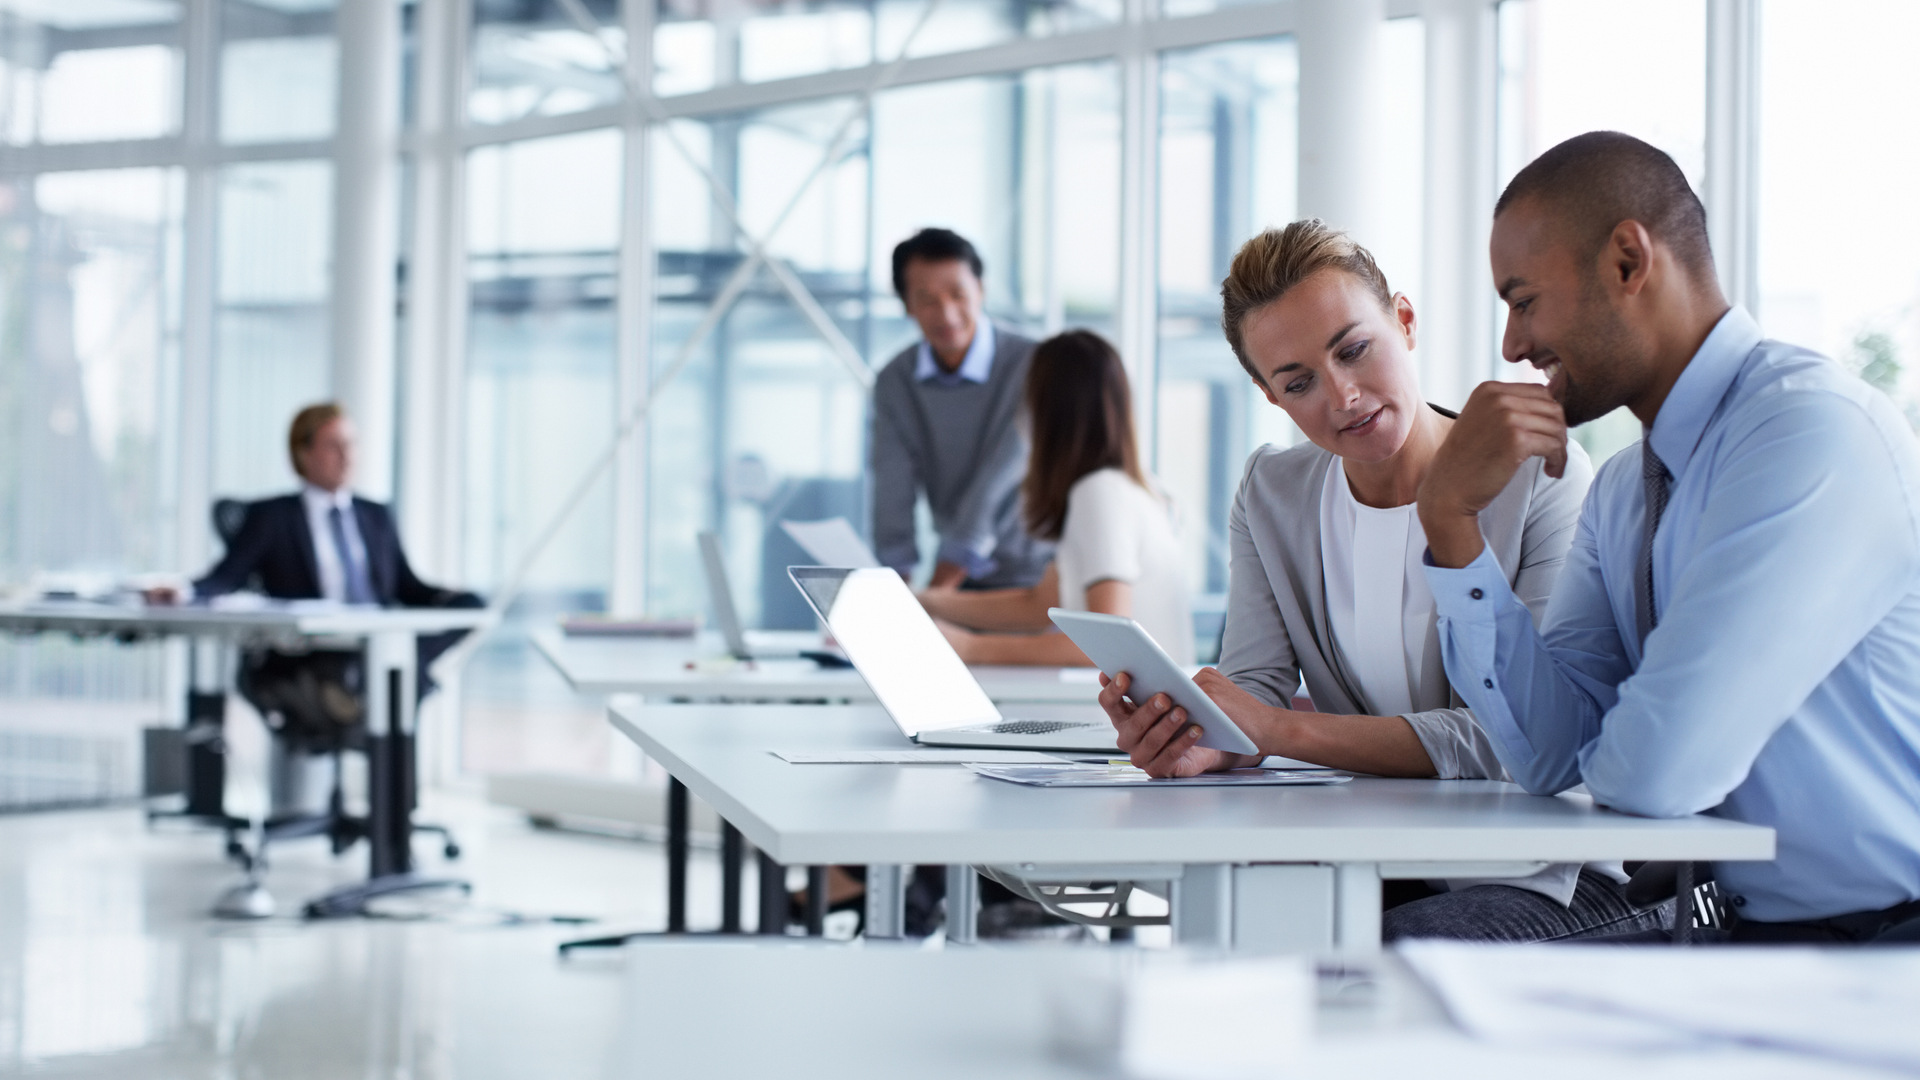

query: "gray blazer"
xmin=1218 ymin=419 xmax=1595 ymax=779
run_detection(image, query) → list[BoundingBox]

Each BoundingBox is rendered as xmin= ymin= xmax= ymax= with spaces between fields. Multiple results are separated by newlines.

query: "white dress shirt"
xmin=302 ymin=484 xmax=372 ymax=605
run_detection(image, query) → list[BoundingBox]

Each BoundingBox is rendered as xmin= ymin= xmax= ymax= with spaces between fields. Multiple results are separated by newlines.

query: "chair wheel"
xmin=444 ymin=843 xmax=461 ymax=860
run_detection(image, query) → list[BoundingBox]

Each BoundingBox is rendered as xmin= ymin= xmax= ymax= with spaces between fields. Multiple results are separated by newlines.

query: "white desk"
xmin=532 ymin=625 xmax=1106 ymax=704
xmin=0 ymin=599 xmax=496 ymax=915
xmin=608 ymin=702 xmax=1775 ymax=952
xmin=611 ymin=941 xmax=1907 ymax=1079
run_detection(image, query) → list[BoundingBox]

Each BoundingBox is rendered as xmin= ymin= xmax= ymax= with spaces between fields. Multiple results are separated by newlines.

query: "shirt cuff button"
xmin=1470 ymin=588 xmax=1484 ymax=600
xmin=1482 ymin=679 xmax=1493 ymax=689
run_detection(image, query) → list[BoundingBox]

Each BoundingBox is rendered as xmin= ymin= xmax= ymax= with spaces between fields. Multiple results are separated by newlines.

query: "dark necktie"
xmin=1634 ymin=443 xmax=1671 ymax=647
xmin=328 ymin=505 xmax=376 ymax=605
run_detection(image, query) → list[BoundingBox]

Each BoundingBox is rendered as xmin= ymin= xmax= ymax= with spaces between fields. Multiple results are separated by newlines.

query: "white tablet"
xmin=1047 ymin=609 xmax=1260 ymax=756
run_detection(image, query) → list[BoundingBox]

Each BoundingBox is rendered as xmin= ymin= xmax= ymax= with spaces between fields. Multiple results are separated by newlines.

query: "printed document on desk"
xmin=1400 ymin=941 xmax=1920 ymax=1074
xmin=968 ymin=764 xmax=1350 ymax=787
xmin=780 ymin=518 xmax=880 ymax=568
xmin=773 ymin=749 xmax=1072 ymax=764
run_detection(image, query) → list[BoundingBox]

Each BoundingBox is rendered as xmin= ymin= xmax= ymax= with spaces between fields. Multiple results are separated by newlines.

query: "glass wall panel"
xmin=462 ymin=128 xmax=620 ymax=776
xmin=648 ymin=99 xmax=873 ymax=629
xmin=211 ymin=160 xmax=332 ymax=499
xmin=0 ymin=168 xmax=184 ymax=579
xmin=1156 ymin=37 xmax=1296 ymax=605
xmin=469 ymin=0 xmax=624 ymax=126
xmin=0 ymin=1 xmax=182 ymax=146
xmin=646 ymin=64 xmax=1120 ymax=628
xmin=221 ymin=0 xmax=339 ymax=144
xmin=1495 ymin=0 xmax=1706 ymax=463
xmin=1758 ymin=0 xmax=1920 ymax=426
xmin=655 ymin=0 xmax=1119 ymax=96
xmin=0 ymin=168 xmax=182 ymax=714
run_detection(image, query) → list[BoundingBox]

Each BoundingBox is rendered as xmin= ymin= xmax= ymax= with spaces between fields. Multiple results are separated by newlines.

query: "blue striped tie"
xmin=328 ymin=506 xmax=376 ymax=605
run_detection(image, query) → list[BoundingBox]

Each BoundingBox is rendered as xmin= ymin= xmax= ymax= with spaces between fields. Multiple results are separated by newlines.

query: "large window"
xmin=1757 ymin=0 xmax=1920 ymax=424
xmin=469 ymin=0 xmax=625 ymax=126
xmin=459 ymin=129 xmax=623 ymax=776
xmin=221 ymin=0 xmax=339 ymax=144
xmin=1495 ymin=0 xmax=1706 ymax=463
xmin=655 ymin=0 xmax=1118 ymax=95
xmin=211 ymin=160 xmax=333 ymax=498
xmin=1156 ymin=37 xmax=1299 ymax=600
xmin=645 ymin=62 xmax=1121 ymax=631
xmin=0 ymin=1 xmax=183 ymax=146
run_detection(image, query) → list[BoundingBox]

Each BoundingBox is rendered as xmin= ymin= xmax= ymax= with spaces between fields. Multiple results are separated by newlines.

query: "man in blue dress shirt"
xmin=1416 ymin=131 xmax=1920 ymax=943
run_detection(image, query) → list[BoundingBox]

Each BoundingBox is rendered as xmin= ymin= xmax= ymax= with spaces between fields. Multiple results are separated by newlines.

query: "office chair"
xmin=209 ymin=498 xmax=461 ymax=876
xmin=1624 ymin=861 xmax=1728 ymax=944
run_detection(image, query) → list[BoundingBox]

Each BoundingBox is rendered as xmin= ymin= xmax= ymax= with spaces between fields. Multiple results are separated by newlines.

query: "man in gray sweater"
xmin=870 ymin=228 xmax=1051 ymax=589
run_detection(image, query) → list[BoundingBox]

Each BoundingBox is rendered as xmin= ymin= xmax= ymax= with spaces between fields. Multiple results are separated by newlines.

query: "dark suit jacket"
xmin=195 ymin=494 xmax=465 ymax=608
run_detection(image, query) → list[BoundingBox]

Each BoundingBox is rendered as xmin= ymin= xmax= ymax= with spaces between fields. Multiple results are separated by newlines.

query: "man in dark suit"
xmin=192 ymin=402 xmax=471 ymax=611
xmin=155 ymin=402 xmax=478 ymax=729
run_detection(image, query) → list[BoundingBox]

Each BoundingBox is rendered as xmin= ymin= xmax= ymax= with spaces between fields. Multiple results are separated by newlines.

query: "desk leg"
xmin=666 ymin=778 xmax=689 ymax=933
xmin=864 ymin=864 xmax=905 ymax=940
xmin=1333 ymin=864 xmax=1382 ymax=954
xmin=945 ymin=865 xmax=979 ymax=945
xmin=758 ymin=851 xmax=786 ymax=935
xmin=804 ymin=867 xmax=828 ymax=936
xmin=721 ymin=821 xmax=744 ymax=934
xmin=304 ymin=629 xmax=467 ymax=918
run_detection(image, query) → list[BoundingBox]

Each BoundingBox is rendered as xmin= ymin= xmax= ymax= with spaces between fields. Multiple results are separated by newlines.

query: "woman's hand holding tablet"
xmin=1047 ymin=610 xmax=1263 ymax=775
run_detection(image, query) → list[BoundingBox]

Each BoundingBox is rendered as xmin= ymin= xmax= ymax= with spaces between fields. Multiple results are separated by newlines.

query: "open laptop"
xmin=698 ymin=531 xmax=784 ymax=660
xmin=701 ymin=532 xmax=851 ymax=666
xmin=788 ymin=566 xmax=1121 ymax=752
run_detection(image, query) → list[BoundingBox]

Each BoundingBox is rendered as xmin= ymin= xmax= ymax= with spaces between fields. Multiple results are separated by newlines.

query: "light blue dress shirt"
xmin=914 ymin=319 xmax=997 ymax=387
xmin=1424 ymin=307 xmax=1920 ymax=923
xmin=916 ymin=321 xmax=1001 ymax=573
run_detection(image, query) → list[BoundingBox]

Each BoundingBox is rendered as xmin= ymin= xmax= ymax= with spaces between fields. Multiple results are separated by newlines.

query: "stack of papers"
xmin=772 ymin=749 xmax=1070 ymax=764
xmin=967 ymin=764 xmax=1350 ymax=787
xmin=1400 ymin=941 xmax=1920 ymax=1073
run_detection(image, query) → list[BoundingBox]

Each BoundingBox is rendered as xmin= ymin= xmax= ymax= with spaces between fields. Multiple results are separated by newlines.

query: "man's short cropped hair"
xmin=288 ymin=402 xmax=345 ymax=476
xmin=1495 ymin=131 xmax=1716 ymax=282
xmin=891 ymin=228 xmax=984 ymax=300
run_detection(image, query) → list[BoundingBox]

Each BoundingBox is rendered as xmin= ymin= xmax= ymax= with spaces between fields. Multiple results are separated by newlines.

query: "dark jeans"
xmin=1383 ymin=868 xmax=1671 ymax=944
xmin=1728 ymin=897 xmax=1920 ymax=944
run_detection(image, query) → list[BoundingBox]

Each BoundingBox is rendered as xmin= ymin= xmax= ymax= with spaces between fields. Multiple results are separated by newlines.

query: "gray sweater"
xmin=1219 ymin=424 xmax=1594 ymax=779
xmin=868 ymin=325 xmax=1053 ymax=588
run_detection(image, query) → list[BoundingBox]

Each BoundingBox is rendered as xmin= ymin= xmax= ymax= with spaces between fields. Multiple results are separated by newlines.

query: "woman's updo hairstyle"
xmin=1219 ymin=219 xmax=1395 ymax=382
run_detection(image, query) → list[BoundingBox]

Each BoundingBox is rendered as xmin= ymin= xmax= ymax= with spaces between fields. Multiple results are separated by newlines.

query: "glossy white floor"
xmin=0 ymin=790 xmax=736 ymax=1078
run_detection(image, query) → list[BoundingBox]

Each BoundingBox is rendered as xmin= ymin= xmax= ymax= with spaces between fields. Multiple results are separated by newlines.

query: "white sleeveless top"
xmin=1320 ymin=461 xmax=1584 ymax=904
xmin=1055 ymin=468 xmax=1196 ymax=666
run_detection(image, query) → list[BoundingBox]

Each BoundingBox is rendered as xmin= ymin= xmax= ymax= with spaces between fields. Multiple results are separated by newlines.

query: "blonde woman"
xmin=1098 ymin=220 xmax=1664 ymax=942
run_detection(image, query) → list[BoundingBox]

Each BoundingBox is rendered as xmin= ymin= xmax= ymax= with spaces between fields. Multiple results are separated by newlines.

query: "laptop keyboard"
xmin=988 ymin=719 xmax=1088 ymax=735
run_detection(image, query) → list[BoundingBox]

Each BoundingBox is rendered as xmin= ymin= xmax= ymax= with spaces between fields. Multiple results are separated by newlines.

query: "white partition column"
xmin=1295 ymin=0 xmax=1387 ymax=244
xmin=1420 ymin=0 xmax=1499 ymax=406
xmin=333 ymin=0 xmax=404 ymax=501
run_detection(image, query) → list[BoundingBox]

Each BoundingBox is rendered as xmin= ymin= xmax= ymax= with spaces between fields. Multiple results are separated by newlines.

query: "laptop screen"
xmin=788 ymin=567 xmax=1001 ymax=737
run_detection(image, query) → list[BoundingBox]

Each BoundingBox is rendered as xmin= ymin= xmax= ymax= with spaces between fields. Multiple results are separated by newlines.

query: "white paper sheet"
xmin=968 ymin=764 xmax=1351 ymax=787
xmin=779 ymin=518 xmax=880 ymax=568
xmin=1400 ymin=941 xmax=1920 ymax=1074
xmin=772 ymin=749 xmax=1071 ymax=764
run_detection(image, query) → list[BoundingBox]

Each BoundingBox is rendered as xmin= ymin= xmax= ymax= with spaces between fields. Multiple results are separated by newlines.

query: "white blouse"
xmin=1318 ymin=464 xmax=1448 ymax=717
xmin=1055 ymin=468 xmax=1196 ymax=666
xmin=1319 ymin=462 xmax=1584 ymax=905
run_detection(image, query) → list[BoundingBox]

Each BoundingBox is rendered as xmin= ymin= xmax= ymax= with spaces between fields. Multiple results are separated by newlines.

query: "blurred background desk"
xmin=0 ymin=599 xmax=495 ymax=915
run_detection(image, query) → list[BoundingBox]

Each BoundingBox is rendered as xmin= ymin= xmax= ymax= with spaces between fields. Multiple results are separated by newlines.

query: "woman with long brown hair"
xmin=918 ymin=329 xmax=1194 ymax=665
